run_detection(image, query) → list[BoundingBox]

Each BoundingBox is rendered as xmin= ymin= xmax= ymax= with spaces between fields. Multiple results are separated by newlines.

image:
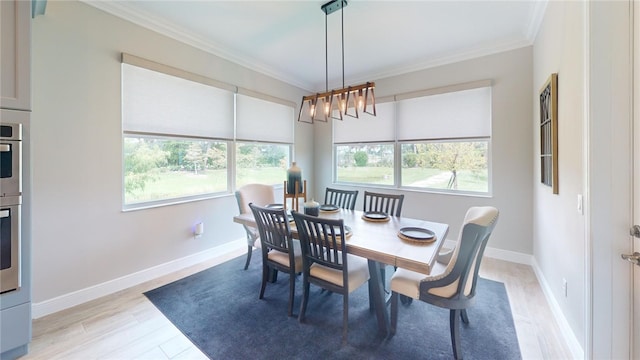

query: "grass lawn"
xmin=126 ymin=167 xmax=287 ymax=204
xmin=126 ymin=166 xmax=488 ymax=204
xmin=338 ymin=167 xmax=488 ymax=192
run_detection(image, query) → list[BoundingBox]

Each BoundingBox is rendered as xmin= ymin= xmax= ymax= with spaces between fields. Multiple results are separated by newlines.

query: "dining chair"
xmin=235 ymin=184 xmax=276 ymax=270
xmin=249 ymin=203 xmax=303 ymax=317
xmin=291 ymin=211 xmax=370 ymax=344
xmin=363 ymin=191 xmax=404 ymax=217
xmin=324 ymin=187 xmax=359 ymax=210
xmin=389 ymin=206 xmax=499 ymax=360
xmin=362 ymin=190 xmax=405 ymax=292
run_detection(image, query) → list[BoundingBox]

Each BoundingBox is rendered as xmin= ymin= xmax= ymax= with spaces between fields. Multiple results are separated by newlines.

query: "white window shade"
xmin=236 ymin=93 xmax=294 ymax=143
xmin=333 ymin=101 xmax=395 ymax=143
xmin=396 ymin=87 xmax=491 ymax=141
xmin=122 ymin=63 xmax=234 ymax=139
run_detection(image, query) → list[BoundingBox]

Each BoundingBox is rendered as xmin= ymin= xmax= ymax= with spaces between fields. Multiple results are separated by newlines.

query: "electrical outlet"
xmin=577 ymin=195 xmax=583 ymax=214
xmin=562 ymin=278 xmax=568 ymax=297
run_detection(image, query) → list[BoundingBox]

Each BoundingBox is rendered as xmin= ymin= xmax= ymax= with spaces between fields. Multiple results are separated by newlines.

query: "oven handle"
xmin=0 ymin=209 xmax=9 ymax=218
xmin=0 ymin=144 xmax=10 ymax=152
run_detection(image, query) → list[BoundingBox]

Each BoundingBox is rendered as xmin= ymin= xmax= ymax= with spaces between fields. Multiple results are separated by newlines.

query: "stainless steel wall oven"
xmin=0 ymin=123 xmax=21 ymax=294
xmin=0 ymin=204 xmax=20 ymax=293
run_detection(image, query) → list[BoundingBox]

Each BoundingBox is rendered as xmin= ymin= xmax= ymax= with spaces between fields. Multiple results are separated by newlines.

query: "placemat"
xmin=361 ymin=215 xmax=391 ymax=222
xmin=397 ymin=232 xmax=437 ymax=244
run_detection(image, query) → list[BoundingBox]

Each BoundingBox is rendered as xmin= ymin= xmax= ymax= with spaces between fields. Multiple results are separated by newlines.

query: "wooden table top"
xmin=233 ymin=209 xmax=449 ymax=275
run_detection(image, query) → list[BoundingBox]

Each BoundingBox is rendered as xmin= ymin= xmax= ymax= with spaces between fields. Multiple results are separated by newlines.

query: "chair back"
xmin=324 ymin=187 xmax=359 ymax=210
xmin=292 ymin=211 xmax=349 ymax=278
xmin=235 ymin=184 xmax=275 ymax=215
xmin=249 ymin=203 xmax=295 ymax=257
xmin=363 ymin=191 xmax=404 ymax=216
xmin=419 ymin=206 xmax=499 ymax=309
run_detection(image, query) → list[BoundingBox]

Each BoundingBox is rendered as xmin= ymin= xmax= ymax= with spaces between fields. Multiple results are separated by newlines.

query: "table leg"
xmin=367 ymin=259 xmax=389 ymax=337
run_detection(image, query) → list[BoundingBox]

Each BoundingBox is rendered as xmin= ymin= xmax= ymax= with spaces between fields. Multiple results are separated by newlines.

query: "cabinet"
xmin=0 ymin=1 xmax=31 ymax=359
xmin=0 ymin=0 xmax=31 ymax=111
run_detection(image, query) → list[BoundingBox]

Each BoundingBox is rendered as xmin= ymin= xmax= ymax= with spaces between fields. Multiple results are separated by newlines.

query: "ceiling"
xmin=85 ymin=0 xmax=547 ymax=92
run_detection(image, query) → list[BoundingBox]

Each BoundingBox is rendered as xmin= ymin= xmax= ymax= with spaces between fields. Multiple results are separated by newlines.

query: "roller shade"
xmin=396 ymin=86 xmax=491 ymax=141
xmin=236 ymin=92 xmax=294 ymax=143
xmin=121 ymin=62 xmax=234 ymax=139
xmin=333 ymin=101 xmax=395 ymax=143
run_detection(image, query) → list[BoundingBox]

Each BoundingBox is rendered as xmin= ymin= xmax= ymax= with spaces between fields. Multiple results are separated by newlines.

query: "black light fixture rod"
xmin=321 ymin=0 xmax=348 ymax=15
xmin=325 ymin=11 xmax=328 ymax=92
xmin=341 ymin=3 xmax=345 ymax=89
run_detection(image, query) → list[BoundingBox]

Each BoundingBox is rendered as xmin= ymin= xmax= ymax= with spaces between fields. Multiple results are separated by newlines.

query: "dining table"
xmin=233 ymin=207 xmax=449 ymax=337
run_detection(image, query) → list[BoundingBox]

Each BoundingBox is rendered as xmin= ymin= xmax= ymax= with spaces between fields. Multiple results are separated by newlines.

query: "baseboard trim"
xmin=444 ymin=240 xmax=534 ymax=265
xmin=32 ymin=239 xmax=246 ymax=319
xmin=531 ymin=258 xmax=584 ymax=359
xmin=31 ymin=238 xmax=585 ymax=360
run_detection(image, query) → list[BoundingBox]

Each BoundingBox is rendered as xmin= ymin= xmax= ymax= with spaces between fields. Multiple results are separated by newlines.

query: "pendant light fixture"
xmin=297 ymin=0 xmax=376 ymax=123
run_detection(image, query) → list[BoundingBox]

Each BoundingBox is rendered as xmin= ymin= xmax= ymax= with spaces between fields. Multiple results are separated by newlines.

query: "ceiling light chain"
xmin=297 ymin=0 xmax=376 ymax=124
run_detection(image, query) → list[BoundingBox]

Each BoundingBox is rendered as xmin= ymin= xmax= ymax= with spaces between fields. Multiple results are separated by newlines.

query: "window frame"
xmin=333 ymin=142 xmax=397 ymax=188
xmin=121 ymin=54 xmax=296 ymax=210
xmin=122 ymin=133 xmax=231 ymax=211
xmin=398 ymin=138 xmax=492 ymax=196
xmin=234 ymin=140 xmax=293 ymax=189
xmin=332 ymin=82 xmax=493 ymax=197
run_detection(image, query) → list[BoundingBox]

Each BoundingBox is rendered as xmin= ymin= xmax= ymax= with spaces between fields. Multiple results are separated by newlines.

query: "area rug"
xmin=144 ymin=252 xmax=521 ymax=359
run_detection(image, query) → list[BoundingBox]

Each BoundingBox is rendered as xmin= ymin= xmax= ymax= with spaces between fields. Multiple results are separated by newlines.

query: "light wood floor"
xmin=23 ymin=250 xmax=573 ymax=360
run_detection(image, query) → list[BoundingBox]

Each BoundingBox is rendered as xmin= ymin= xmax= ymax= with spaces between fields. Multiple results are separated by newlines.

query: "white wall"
xmin=30 ymin=0 xmax=538 ymax=318
xmin=30 ymin=1 xmax=311 ymax=305
xmin=313 ymin=46 xmax=534 ymax=255
xmin=532 ymin=0 xmax=586 ymax=349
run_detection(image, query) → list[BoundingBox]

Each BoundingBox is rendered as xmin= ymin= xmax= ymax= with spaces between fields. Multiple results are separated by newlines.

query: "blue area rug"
xmin=145 ymin=252 xmax=521 ymax=359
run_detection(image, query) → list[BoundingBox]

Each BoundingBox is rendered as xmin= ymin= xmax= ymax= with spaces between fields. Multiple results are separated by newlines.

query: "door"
xmin=589 ymin=0 xmax=634 ymax=358
xmin=633 ymin=1 xmax=640 ymax=356
xmin=620 ymin=0 xmax=640 ymax=356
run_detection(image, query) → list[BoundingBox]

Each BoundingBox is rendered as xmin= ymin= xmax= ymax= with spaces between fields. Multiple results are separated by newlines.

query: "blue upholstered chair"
xmin=235 ymin=184 xmax=275 ymax=270
xmin=390 ymin=206 xmax=499 ymax=360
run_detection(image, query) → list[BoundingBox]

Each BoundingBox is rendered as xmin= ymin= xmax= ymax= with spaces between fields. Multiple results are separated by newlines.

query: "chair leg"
xmin=259 ymin=264 xmax=269 ymax=299
xmin=450 ymin=309 xmax=463 ymax=360
xmin=390 ymin=291 xmax=399 ymax=336
xmin=460 ymin=308 xmax=469 ymax=324
xmin=288 ymin=271 xmax=296 ymax=317
xmin=342 ymin=292 xmax=349 ymax=344
xmin=298 ymin=275 xmax=310 ymax=322
xmin=243 ymin=245 xmax=253 ymax=270
xmin=400 ymin=295 xmax=413 ymax=305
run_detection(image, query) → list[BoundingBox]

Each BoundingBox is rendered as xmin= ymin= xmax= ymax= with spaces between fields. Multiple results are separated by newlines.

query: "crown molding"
xmin=525 ymin=0 xmax=549 ymax=42
xmin=82 ymin=0 xmax=542 ymax=94
xmin=81 ymin=0 xmax=313 ymax=91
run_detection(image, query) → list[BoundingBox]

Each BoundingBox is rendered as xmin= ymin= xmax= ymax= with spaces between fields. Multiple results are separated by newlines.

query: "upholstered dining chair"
xmin=389 ymin=206 xmax=499 ymax=360
xmin=235 ymin=184 xmax=275 ymax=270
xmin=249 ymin=203 xmax=303 ymax=317
xmin=324 ymin=187 xmax=359 ymax=210
xmin=363 ymin=191 xmax=404 ymax=217
xmin=291 ymin=211 xmax=370 ymax=344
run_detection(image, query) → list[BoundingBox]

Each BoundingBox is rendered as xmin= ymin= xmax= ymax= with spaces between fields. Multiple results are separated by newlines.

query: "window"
xmin=236 ymin=142 xmax=290 ymax=187
xmin=334 ymin=82 xmax=492 ymax=195
xmin=336 ymin=144 xmax=394 ymax=185
xmin=121 ymin=54 xmax=295 ymax=209
xmin=235 ymin=91 xmax=294 ymax=188
xmin=400 ymin=141 xmax=488 ymax=193
xmin=124 ymin=136 xmax=228 ymax=205
xmin=121 ymin=55 xmax=235 ymax=208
